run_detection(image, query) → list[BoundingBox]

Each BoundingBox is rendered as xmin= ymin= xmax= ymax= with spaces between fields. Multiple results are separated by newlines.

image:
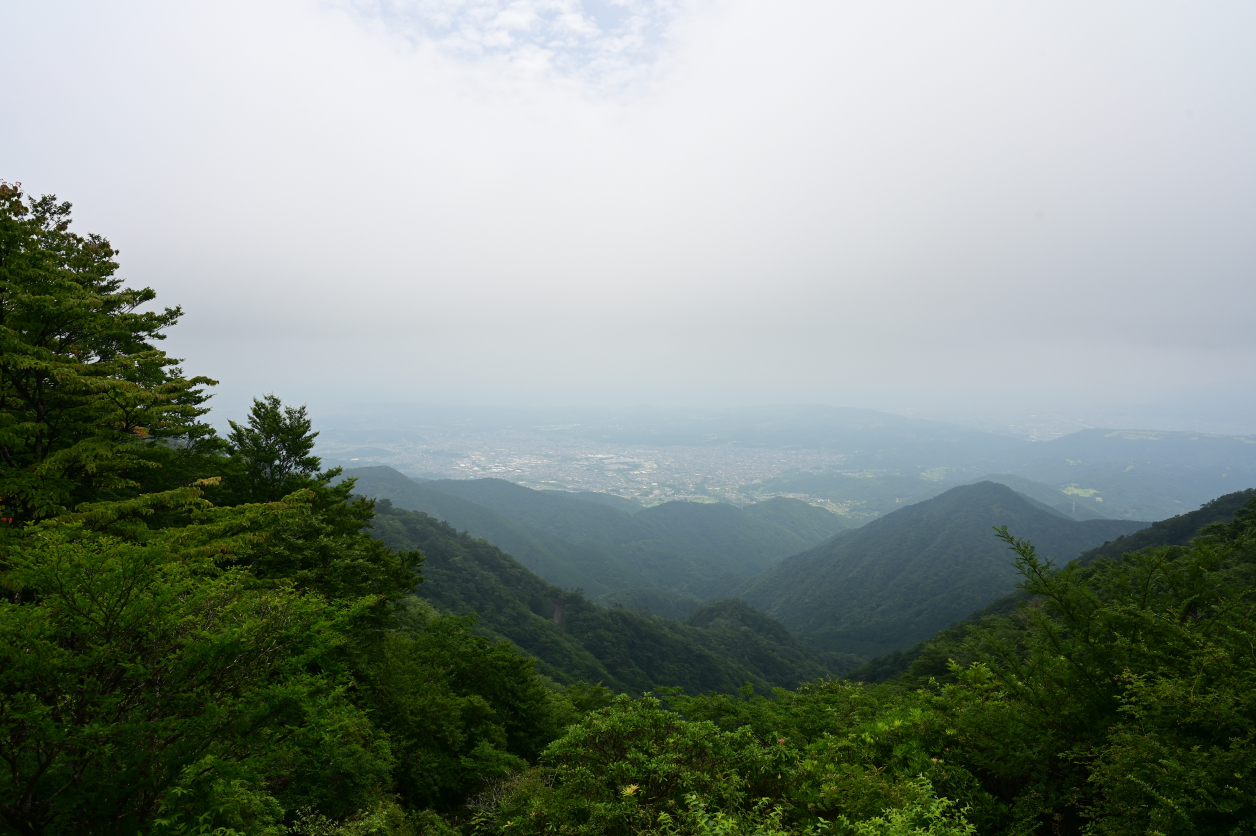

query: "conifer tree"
xmin=0 ymin=182 xmax=216 ymax=522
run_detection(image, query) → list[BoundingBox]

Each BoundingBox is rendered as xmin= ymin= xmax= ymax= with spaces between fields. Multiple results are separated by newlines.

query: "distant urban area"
xmin=320 ymin=424 xmax=855 ymax=509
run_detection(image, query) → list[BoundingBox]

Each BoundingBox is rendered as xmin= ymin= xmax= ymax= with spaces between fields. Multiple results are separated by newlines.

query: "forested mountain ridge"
xmin=849 ymin=485 xmax=1256 ymax=684
xmin=739 ymin=481 xmax=1148 ymax=657
xmin=1070 ymin=484 xmax=1255 ymax=563
xmin=414 ymin=474 xmax=850 ymax=579
xmin=956 ymin=473 xmax=1112 ymax=520
xmin=344 ymin=466 xmax=847 ymax=598
xmin=367 ymin=502 xmax=857 ymax=693
xmin=338 ymin=466 xmax=649 ymax=596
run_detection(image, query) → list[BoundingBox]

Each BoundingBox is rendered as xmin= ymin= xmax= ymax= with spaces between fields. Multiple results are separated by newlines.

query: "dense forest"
xmin=4 ymin=182 xmax=1256 ymax=835
xmin=368 ymin=501 xmax=855 ymax=692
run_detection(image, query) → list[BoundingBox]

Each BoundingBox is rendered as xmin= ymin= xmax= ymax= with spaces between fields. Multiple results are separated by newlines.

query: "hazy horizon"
xmin=5 ymin=1 xmax=1254 ymax=433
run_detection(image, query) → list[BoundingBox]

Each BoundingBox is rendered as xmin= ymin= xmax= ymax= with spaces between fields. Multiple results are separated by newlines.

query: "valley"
xmin=344 ymin=464 xmax=1151 ymax=664
xmin=319 ymin=405 xmax=1256 ymax=523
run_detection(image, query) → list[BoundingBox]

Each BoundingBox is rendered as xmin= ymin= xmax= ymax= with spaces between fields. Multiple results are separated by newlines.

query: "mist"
xmin=4 ymin=1 xmax=1255 ymax=431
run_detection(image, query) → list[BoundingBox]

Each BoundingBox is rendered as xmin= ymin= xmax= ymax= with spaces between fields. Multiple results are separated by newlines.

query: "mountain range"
xmin=347 ymin=465 xmax=1162 ymax=670
xmin=848 ymin=486 xmax=1256 ymax=684
xmin=738 ymin=481 xmax=1148 ymax=657
xmin=368 ymin=501 xmax=857 ymax=693
xmin=342 ymin=466 xmax=847 ymax=598
xmin=323 ymin=405 xmax=1256 ymax=522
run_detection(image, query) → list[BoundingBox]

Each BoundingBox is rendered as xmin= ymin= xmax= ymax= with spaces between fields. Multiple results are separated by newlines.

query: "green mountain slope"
xmin=742 ymin=495 xmax=861 ymax=540
xmin=346 ymin=467 xmax=847 ymax=598
xmin=341 ymin=466 xmax=648 ymax=597
xmin=592 ymin=586 xmax=703 ymax=621
xmin=618 ymin=499 xmax=848 ymax=595
xmin=418 ymin=477 xmax=640 ymax=543
xmin=739 ymin=481 xmax=1148 ymax=658
xmin=850 ymin=486 xmax=1256 ymax=685
xmin=367 ymin=502 xmax=854 ymax=693
xmin=1077 ymin=486 xmax=1256 ymax=563
xmin=560 ymin=490 xmax=642 ymax=514
xmin=421 ymin=476 xmax=848 ymax=579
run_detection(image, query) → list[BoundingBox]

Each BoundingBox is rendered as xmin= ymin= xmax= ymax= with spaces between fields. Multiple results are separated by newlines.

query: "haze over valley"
xmin=320 ymin=403 xmax=1256 ymax=522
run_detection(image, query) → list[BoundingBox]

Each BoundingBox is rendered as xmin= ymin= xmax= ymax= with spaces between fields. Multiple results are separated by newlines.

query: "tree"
xmin=226 ymin=395 xmax=322 ymax=502
xmin=936 ymin=508 xmax=1256 ymax=834
xmin=0 ymin=182 xmax=217 ymax=523
xmin=0 ymin=486 xmax=395 ymax=835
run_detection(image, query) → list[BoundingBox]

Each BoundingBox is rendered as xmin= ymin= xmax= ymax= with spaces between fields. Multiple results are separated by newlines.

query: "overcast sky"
xmin=4 ymin=1 xmax=1255 ymax=429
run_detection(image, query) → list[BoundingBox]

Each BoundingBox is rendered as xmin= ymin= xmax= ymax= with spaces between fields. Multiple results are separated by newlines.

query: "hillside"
xmin=739 ymin=481 xmax=1147 ymax=658
xmin=367 ymin=502 xmax=855 ymax=693
xmin=419 ymin=476 xmax=848 ymax=580
xmin=338 ymin=466 xmax=649 ymax=596
xmin=1075 ymin=485 xmax=1256 ymax=563
xmin=592 ymin=586 xmax=703 ymax=620
xmin=850 ymin=486 xmax=1256 ymax=684
xmin=345 ymin=466 xmax=847 ymax=598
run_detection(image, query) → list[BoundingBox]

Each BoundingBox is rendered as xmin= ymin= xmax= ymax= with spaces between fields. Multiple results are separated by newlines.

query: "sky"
xmin=4 ymin=1 xmax=1256 ymax=432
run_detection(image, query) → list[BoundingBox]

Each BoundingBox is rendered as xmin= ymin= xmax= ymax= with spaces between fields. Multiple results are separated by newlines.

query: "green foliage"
xmin=469 ymin=493 xmax=1256 ymax=836
xmin=355 ymin=599 xmax=567 ymax=811
xmin=230 ymin=476 xmax=422 ymax=612
xmin=474 ymin=685 xmax=991 ymax=836
xmin=0 ymin=487 xmax=389 ymax=835
xmin=595 ymin=586 xmax=703 ymax=621
xmin=834 ymin=778 xmax=974 ymax=836
xmin=484 ymin=694 xmax=788 ymax=836
xmin=657 ymin=794 xmax=796 ymax=836
xmin=0 ymin=183 xmax=218 ymax=523
xmin=915 ymin=497 xmax=1256 ymax=834
xmin=226 ymin=395 xmax=322 ymax=503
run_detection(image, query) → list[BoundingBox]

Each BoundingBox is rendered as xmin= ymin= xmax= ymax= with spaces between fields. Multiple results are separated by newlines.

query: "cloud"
xmin=2 ymin=0 xmax=1254 ymax=421
xmin=331 ymin=0 xmax=682 ymax=82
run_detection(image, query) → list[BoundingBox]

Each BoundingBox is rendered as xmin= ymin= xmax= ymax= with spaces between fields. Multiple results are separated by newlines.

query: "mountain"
xmin=753 ymin=470 xmax=1118 ymax=526
xmin=959 ymin=473 xmax=1112 ymax=520
xmin=1003 ymin=428 xmax=1256 ymax=520
xmin=738 ymin=482 xmax=1148 ymax=658
xmin=592 ymin=587 xmax=703 ymax=621
xmin=1075 ymin=486 xmax=1256 ymax=563
xmin=367 ymin=502 xmax=856 ymax=694
xmin=560 ymin=490 xmax=642 ymax=514
xmin=612 ymin=498 xmax=848 ymax=595
xmin=414 ymin=476 xmax=640 ymax=543
xmin=748 ymin=427 xmax=1256 ymax=524
xmin=343 ymin=466 xmax=848 ymax=598
xmin=849 ymin=486 xmax=1256 ymax=685
xmin=340 ymin=466 xmax=649 ymax=597
xmin=418 ymin=476 xmax=849 ymax=581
